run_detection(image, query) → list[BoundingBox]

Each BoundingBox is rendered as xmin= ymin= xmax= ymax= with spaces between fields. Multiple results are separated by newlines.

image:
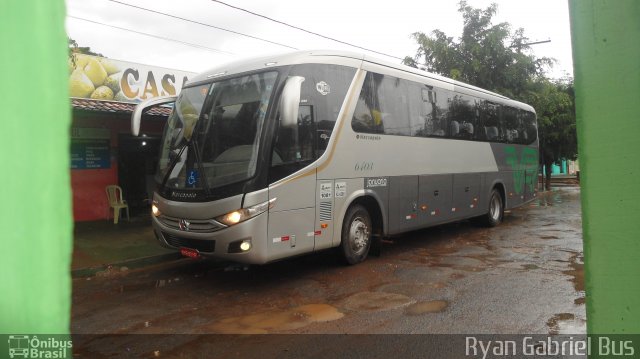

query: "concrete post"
xmin=569 ymin=0 xmax=640 ymax=333
xmin=0 ymin=1 xmax=72 ymax=334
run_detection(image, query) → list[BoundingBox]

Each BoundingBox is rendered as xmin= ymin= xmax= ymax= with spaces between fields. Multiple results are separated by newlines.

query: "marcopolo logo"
xmin=7 ymin=335 xmax=72 ymax=358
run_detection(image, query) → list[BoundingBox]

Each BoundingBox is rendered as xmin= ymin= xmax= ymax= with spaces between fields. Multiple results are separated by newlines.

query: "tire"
xmin=340 ymin=204 xmax=372 ymax=265
xmin=475 ymin=188 xmax=504 ymax=227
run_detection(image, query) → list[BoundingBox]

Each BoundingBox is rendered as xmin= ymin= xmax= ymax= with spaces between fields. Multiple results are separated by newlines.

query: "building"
xmin=69 ymin=54 xmax=195 ymax=221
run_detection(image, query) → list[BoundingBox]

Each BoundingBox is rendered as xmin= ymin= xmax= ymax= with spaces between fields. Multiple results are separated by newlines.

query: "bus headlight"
xmin=216 ymin=198 xmax=276 ymax=226
xmin=151 ymin=203 xmax=161 ymax=217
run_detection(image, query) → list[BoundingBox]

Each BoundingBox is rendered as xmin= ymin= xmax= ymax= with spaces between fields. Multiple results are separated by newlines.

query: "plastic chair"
xmin=105 ymin=185 xmax=129 ymax=224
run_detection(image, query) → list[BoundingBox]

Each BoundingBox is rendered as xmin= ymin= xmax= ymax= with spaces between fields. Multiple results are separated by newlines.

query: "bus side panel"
xmin=489 ymin=143 xmax=539 ymax=210
xmin=418 ymin=174 xmax=454 ymax=226
xmin=388 ymin=176 xmax=419 ymax=235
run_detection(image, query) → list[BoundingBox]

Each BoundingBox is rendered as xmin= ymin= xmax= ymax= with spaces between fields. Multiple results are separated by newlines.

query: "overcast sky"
xmin=65 ymin=0 xmax=573 ymax=79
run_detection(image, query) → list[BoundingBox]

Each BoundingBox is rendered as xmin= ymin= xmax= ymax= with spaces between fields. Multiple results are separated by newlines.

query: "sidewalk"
xmin=72 ymin=214 xmax=181 ymax=278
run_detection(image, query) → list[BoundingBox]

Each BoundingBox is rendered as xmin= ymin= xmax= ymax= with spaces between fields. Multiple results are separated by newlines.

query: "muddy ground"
xmin=71 ymin=187 xmax=584 ymax=357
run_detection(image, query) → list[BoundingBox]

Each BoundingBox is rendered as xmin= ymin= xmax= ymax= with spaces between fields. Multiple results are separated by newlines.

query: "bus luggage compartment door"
xmin=388 ymin=176 xmax=419 ymax=234
xmin=418 ymin=174 xmax=453 ymax=226
xmin=452 ymin=173 xmax=481 ymax=218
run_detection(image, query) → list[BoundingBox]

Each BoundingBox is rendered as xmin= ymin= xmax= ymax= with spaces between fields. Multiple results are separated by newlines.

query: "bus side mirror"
xmin=279 ymin=76 xmax=305 ymax=127
xmin=131 ymin=96 xmax=177 ymax=136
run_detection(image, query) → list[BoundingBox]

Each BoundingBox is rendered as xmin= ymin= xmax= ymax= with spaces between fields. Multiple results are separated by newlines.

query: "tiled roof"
xmin=71 ymin=98 xmax=172 ymax=116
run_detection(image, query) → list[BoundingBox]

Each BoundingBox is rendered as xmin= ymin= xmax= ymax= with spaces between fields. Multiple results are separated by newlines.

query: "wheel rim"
xmin=348 ymin=216 xmax=370 ymax=255
xmin=490 ymin=193 xmax=502 ymax=222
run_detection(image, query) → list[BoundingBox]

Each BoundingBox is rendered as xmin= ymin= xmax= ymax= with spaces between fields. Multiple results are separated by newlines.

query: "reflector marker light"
xmin=272 ymin=236 xmax=291 ymax=243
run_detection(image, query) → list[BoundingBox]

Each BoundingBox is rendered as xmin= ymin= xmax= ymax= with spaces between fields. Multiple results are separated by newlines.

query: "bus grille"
xmin=319 ymin=202 xmax=332 ymax=221
xmin=162 ymin=232 xmax=216 ymax=253
xmin=158 ymin=215 xmax=225 ymax=233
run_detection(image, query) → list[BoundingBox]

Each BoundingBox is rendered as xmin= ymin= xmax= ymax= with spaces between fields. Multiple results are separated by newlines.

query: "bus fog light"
xmin=240 ymin=240 xmax=252 ymax=251
xmin=228 ymin=239 xmax=252 ymax=253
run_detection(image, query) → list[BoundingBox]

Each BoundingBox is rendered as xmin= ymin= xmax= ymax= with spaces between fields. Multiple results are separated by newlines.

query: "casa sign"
xmin=68 ymin=53 xmax=196 ymax=103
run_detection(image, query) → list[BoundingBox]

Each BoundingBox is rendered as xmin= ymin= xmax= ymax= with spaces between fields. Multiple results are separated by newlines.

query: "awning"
xmin=71 ymin=98 xmax=172 ymax=116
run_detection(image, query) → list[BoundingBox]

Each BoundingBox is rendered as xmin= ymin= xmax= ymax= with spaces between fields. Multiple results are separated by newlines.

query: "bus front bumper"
xmin=152 ymin=212 xmax=269 ymax=265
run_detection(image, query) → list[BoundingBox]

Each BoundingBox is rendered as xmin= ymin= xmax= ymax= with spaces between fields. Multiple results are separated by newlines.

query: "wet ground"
xmin=71 ymin=187 xmax=584 ymax=356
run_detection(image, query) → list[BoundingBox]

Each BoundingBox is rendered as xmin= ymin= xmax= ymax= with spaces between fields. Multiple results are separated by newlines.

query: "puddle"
xmin=511 ymin=247 xmax=540 ymax=255
xmin=374 ymin=282 xmax=448 ymax=297
xmin=205 ymin=304 xmax=344 ymax=334
xmin=547 ymin=313 xmax=586 ymax=335
xmin=521 ymin=264 xmax=540 ymax=270
xmin=563 ymin=254 xmax=585 ymax=292
xmin=540 ymin=235 xmax=559 ymax=239
xmin=434 ymin=256 xmax=488 ymax=272
xmin=341 ymin=291 xmax=415 ymax=312
xmin=574 ymin=297 xmax=586 ymax=305
xmin=115 ymin=278 xmax=181 ymax=293
xmin=405 ymin=300 xmax=448 ymax=315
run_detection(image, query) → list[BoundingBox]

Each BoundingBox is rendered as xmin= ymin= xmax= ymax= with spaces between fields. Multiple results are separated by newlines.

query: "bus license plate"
xmin=180 ymin=247 xmax=201 ymax=259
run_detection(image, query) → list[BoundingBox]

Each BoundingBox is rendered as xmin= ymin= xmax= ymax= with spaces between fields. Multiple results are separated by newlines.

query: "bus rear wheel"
xmin=474 ymin=188 xmax=504 ymax=227
xmin=340 ymin=204 xmax=372 ymax=265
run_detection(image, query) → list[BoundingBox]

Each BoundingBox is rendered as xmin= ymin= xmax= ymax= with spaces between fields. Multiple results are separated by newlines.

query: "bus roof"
xmin=187 ymin=50 xmax=534 ymax=113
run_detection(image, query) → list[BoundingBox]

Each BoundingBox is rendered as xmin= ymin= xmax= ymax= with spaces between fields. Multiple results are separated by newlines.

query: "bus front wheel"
xmin=340 ymin=204 xmax=372 ymax=265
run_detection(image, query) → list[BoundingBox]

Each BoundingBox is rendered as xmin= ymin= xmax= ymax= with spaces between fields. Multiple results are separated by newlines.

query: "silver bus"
xmin=132 ymin=50 xmax=538 ymax=265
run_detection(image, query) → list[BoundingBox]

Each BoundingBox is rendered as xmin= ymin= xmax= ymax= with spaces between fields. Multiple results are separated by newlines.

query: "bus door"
xmin=267 ymin=104 xmax=317 ymax=261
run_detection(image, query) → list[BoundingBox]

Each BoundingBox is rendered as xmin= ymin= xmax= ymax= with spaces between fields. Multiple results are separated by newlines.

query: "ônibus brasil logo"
xmin=7 ymin=335 xmax=72 ymax=358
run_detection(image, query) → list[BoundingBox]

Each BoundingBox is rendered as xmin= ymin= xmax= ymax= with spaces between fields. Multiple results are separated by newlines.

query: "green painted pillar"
xmin=0 ymin=1 xmax=72 ymax=333
xmin=569 ymin=0 xmax=640 ymax=334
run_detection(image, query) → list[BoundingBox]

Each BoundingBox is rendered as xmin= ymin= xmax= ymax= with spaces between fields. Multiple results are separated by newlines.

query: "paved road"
xmin=71 ymin=187 xmax=584 ymax=357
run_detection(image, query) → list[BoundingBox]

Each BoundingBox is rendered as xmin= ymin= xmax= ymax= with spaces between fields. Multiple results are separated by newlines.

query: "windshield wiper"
xmin=161 ymin=143 xmax=188 ymax=189
xmin=190 ymin=138 xmax=211 ymax=195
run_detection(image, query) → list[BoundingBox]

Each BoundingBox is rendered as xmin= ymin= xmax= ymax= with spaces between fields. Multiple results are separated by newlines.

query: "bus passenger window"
xmin=478 ymin=101 xmax=501 ymax=142
xmin=448 ymin=94 xmax=476 ymax=140
xmin=409 ymin=84 xmax=447 ymax=137
xmin=523 ymin=111 xmax=538 ymax=144
xmin=351 ymin=73 xmax=411 ymax=136
xmin=351 ymin=74 xmax=384 ymax=134
xmin=501 ymin=106 xmax=519 ymax=144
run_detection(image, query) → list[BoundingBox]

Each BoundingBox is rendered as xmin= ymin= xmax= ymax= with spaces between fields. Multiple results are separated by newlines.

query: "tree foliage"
xmin=68 ymin=37 xmax=103 ymax=57
xmin=404 ymin=1 xmax=552 ymax=98
xmin=404 ymin=1 xmax=576 ymax=188
xmin=522 ymin=78 xmax=576 ymax=188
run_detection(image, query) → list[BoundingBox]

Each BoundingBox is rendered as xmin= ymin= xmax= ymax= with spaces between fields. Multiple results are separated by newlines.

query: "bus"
xmin=131 ymin=50 xmax=538 ymax=265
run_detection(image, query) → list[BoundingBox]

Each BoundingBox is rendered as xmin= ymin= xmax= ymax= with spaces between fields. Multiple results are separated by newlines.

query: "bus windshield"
xmin=157 ymin=71 xmax=278 ymax=190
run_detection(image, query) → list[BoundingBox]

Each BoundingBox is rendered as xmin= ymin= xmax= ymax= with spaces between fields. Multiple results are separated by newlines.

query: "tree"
xmin=404 ymin=0 xmax=576 ymax=190
xmin=68 ymin=37 xmax=103 ymax=57
xmin=404 ymin=1 xmax=552 ymax=98
xmin=522 ymin=78 xmax=577 ymax=190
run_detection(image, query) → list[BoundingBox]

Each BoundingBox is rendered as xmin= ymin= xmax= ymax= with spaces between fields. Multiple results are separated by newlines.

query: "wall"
xmin=71 ymin=111 xmax=164 ymax=221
